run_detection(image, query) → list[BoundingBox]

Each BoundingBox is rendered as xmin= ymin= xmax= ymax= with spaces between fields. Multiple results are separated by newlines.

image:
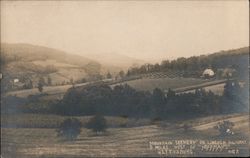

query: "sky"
xmin=1 ymin=0 xmax=249 ymax=62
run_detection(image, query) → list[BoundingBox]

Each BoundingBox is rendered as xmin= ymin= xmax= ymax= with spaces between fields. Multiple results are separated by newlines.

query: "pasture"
xmin=112 ymin=78 xmax=208 ymax=92
xmin=179 ymin=83 xmax=226 ymax=96
xmin=1 ymin=114 xmax=151 ymax=128
xmin=1 ymin=113 xmax=244 ymax=129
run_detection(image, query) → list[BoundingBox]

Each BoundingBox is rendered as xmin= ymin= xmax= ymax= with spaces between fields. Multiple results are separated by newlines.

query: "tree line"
xmin=126 ymin=48 xmax=249 ymax=79
xmin=50 ymin=79 xmax=248 ymax=119
xmin=2 ymin=79 xmax=248 ymax=120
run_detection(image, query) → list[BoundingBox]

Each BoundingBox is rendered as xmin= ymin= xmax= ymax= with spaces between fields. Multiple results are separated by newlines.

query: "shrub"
xmin=86 ymin=115 xmax=107 ymax=134
xmin=56 ymin=118 xmax=82 ymax=140
xmin=214 ymin=120 xmax=235 ymax=136
xmin=151 ymin=117 xmax=162 ymax=124
xmin=183 ymin=123 xmax=192 ymax=133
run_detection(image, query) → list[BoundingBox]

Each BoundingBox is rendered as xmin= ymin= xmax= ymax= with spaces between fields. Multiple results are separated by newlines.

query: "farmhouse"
xmin=14 ymin=78 xmax=19 ymax=83
xmin=202 ymin=68 xmax=215 ymax=78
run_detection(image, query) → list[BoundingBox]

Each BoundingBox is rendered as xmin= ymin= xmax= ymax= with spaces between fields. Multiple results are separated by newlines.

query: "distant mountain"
xmin=1 ymin=43 xmax=102 ymax=87
xmin=1 ymin=43 xmax=99 ymax=67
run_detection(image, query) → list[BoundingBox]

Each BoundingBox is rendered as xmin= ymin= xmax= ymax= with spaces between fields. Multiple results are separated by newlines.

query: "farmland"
xmin=1 ymin=114 xmax=151 ymax=128
xmin=1 ymin=113 xmax=245 ymax=129
xmin=5 ymin=82 xmax=87 ymax=98
xmin=112 ymin=77 xmax=209 ymax=92
xmin=1 ymin=113 xmax=249 ymax=157
xmin=6 ymin=77 xmax=220 ymax=98
xmin=180 ymin=83 xmax=226 ymax=96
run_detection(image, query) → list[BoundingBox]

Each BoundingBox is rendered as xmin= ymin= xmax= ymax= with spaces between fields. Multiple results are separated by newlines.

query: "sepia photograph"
xmin=0 ymin=0 xmax=249 ymax=157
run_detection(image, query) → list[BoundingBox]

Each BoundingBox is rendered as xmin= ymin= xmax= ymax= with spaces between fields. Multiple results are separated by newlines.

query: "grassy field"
xmin=179 ymin=83 xmax=226 ymax=96
xmin=111 ymin=78 xmax=207 ymax=92
xmin=5 ymin=82 xmax=88 ymax=98
xmin=1 ymin=113 xmax=245 ymax=129
xmin=5 ymin=77 xmax=225 ymax=99
xmin=2 ymin=113 xmax=249 ymax=157
xmin=1 ymin=114 xmax=151 ymax=128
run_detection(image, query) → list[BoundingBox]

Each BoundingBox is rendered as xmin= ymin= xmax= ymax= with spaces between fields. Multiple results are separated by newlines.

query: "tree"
xmin=214 ymin=121 xmax=234 ymax=136
xmin=119 ymin=70 xmax=125 ymax=79
xmin=183 ymin=123 xmax=192 ymax=133
xmin=86 ymin=115 xmax=107 ymax=134
xmin=223 ymin=80 xmax=241 ymax=99
xmin=47 ymin=76 xmax=52 ymax=86
xmin=38 ymin=77 xmax=45 ymax=93
xmin=39 ymin=76 xmax=45 ymax=84
xmin=126 ymin=70 xmax=131 ymax=77
xmin=38 ymin=83 xmax=43 ymax=93
xmin=81 ymin=78 xmax=87 ymax=83
xmin=70 ymin=78 xmax=74 ymax=85
xmin=56 ymin=118 xmax=82 ymax=140
xmin=152 ymin=88 xmax=166 ymax=117
xmin=166 ymin=88 xmax=175 ymax=99
xmin=23 ymin=79 xmax=33 ymax=89
xmin=106 ymin=72 xmax=112 ymax=79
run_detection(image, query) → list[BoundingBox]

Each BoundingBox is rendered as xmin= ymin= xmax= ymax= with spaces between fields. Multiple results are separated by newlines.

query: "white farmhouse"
xmin=14 ymin=78 xmax=19 ymax=83
xmin=202 ymin=69 xmax=215 ymax=78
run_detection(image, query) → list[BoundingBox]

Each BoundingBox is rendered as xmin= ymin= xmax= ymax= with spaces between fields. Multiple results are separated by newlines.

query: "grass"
xmin=177 ymin=81 xmax=226 ymax=96
xmin=2 ymin=114 xmax=249 ymax=158
xmin=111 ymin=78 xmax=207 ymax=92
xmin=1 ymin=114 xmax=152 ymax=128
xmin=2 ymin=113 xmax=248 ymax=129
xmin=2 ymin=113 xmax=249 ymax=157
xmin=203 ymin=83 xmax=225 ymax=95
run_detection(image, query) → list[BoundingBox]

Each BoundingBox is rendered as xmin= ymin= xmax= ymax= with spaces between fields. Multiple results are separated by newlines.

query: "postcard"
xmin=1 ymin=0 xmax=249 ymax=157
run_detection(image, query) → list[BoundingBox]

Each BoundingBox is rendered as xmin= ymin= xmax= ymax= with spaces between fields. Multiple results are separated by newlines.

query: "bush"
xmin=56 ymin=118 xmax=82 ymax=140
xmin=151 ymin=117 xmax=162 ymax=124
xmin=214 ymin=120 xmax=235 ymax=136
xmin=183 ymin=123 xmax=193 ymax=133
xmin=86 ymin=115 xmax=107 ymax=134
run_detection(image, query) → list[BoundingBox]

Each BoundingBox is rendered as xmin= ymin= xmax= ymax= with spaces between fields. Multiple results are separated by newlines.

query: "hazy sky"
xmin=1 ymin=0 xmax=249 ymax=62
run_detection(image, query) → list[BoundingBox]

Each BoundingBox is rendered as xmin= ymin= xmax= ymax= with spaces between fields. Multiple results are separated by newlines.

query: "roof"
xmin=203 ymin=68 xmax=215 ymax=76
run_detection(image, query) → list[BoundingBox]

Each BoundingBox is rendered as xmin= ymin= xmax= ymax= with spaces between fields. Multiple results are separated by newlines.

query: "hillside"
xmin=83 ymin=52 xmax=146 ymax=71
xmin=1 ymin=43 xmax=102 ymax=89
xmin=1 ymin=43 xmax=97 ymax=67
xmin=127 ymin=47 xmax=249 ymax=79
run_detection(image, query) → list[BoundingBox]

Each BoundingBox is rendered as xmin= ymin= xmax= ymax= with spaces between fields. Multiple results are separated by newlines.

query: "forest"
xmin=126 ymin=47 xmax=249 ymax=79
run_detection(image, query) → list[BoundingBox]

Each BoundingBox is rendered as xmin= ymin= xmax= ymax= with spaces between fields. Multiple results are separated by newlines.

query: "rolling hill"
xmin=83 ymin=52 xmax=146 ymax=71
xmin=1 ymin=43 xmax=102 ymax=88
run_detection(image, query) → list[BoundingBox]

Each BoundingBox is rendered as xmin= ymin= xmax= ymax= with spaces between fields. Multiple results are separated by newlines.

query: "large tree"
xmin=57 ymin=118 xmax=82 ymax=140
xmin=86 ymin=115 xmax=107 ymax=134
xmin=38 ymin=77 xmax=45 ymax=93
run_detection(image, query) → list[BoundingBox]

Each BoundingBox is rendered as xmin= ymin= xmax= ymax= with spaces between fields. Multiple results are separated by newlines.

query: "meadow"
xmin=2 ymin=113 xmax=249 ymax=158
xmin=1 ymin=114 xmax=151 ymax=128
xmin=111 ymin=77 xmax=207 ymax=92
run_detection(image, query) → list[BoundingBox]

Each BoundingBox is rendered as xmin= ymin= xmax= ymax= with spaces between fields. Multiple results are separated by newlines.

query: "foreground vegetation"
xmin=2 ymin=79 xmax=248 ymax=121
xmin=2 ymin=113 xmax=249 ymax=158
xmin=54 ymin=79 xmax=248 ymax=118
